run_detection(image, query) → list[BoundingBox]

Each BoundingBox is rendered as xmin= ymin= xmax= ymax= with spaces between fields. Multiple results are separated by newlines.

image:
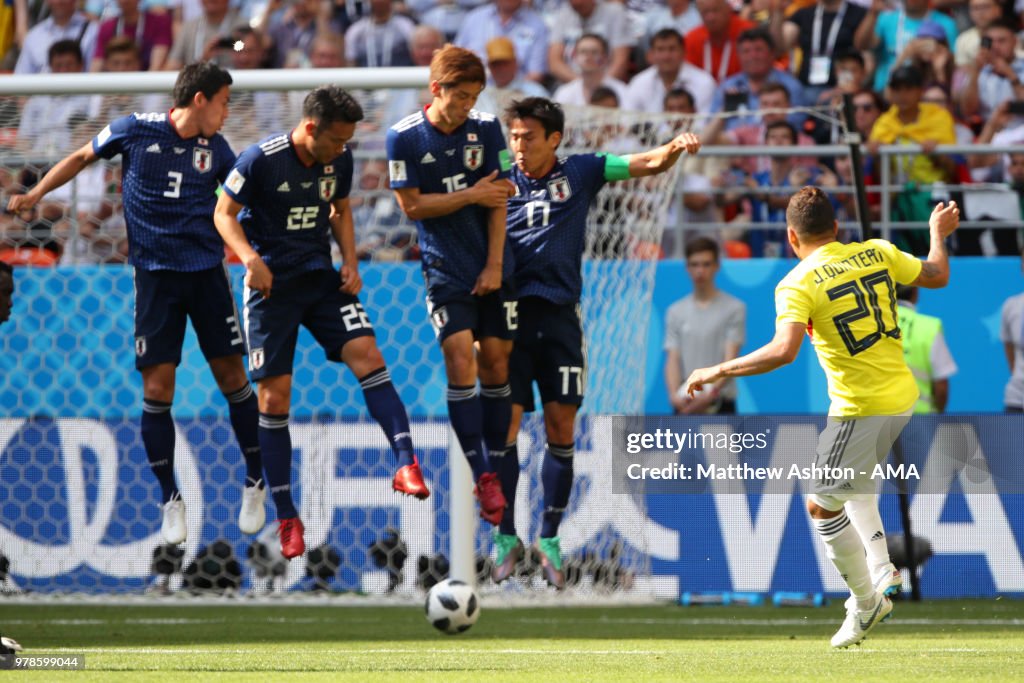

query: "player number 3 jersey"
xmin=92 ymin=112 xmax=236 ymax=272
xmin=774 ymin=239 xmax=923 ymax=416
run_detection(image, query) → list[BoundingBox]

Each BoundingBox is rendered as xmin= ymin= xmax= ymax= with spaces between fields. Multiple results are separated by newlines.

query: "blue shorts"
xmin=426 ymin=281 xmax=517 ymax=343
xmin=509 ymin=297 xmax=585 ymax=412
xmin=244 ymin=269 xmax=375 ymax=381
xmin=133 ymin=265 xmax=244 ymax=370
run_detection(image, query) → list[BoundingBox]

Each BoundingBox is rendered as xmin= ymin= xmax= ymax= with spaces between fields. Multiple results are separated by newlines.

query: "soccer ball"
xmin=424 ymin=579 xmax=480 ymax=634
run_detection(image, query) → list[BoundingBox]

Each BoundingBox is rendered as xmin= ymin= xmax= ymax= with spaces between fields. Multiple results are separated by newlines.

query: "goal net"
xmin=0 ymin=75 xmax=690 ymax=601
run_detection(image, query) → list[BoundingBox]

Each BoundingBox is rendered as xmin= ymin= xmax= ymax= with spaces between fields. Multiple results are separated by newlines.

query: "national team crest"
xmin=193 ymin=147 xmax=212 ymax=173
xmin=463 ymin=145 xmax=483 ymax=171
xmin=547 ymin=177 xmax=571 ymax=202
xmin=319 ymin=176 xmax=336 ymax=201
xmin=250 ymin=348 xmax=264 ymax=371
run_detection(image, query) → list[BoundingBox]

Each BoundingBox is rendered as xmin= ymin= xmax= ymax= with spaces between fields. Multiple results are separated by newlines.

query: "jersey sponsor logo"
xmin=547 ymin=177 xmax=572 ymax=202
xmin=421 ymin=152 xmax=435 ymax=163
xmin=389 ymin=160 xmax=407 ymax=182
xmin=225 ymin=168 xmax=245 ymax=193
xmin=277 ymin=181 xmax=291 ymax=192
xmin=96 ymin=125 xmax=112 ymax=146
xmin=445 ymin=149 xmax=455 ymax=156
xmin=319 ymin=176 xmax=336 ymax=201
xmin=193 ymin=148 xmax=212 ymax=173
xmin=250 ymin=347 xmax=264 ymax=371
xmin=134 ymin=336 xmax=146 ymax=357
xmin=174 ymin=147 xmax=185 ymax=154
xmin=301 ymin=181 xmax=312 ymax=188
xmin=145 ymin=143 xmax=161 ymax=153
xmin=464 ymin=145 xmax=483 ymax=171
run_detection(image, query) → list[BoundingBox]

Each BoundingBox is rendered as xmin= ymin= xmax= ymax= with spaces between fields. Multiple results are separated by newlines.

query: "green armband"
xmin=601 ymin=153 xmax=631 ymax=181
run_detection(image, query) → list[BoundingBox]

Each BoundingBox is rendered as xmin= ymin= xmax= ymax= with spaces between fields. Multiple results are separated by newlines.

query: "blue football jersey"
xmin=507 ymin=153 xmax=616 ymax=305
xmin=222 ymin=133 xmax=353 ymax=281
xmin=385 ymin=108 xmax=513 ymax=295
xmin=92 ymin=112 xmax=236 ymax=271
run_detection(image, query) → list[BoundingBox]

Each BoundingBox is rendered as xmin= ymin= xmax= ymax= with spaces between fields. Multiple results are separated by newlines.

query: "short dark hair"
xmin=834 ymin=48 xmax=865 ymax=69
xmin=738 ymin=26 xmax=774 ymax=51
xmin=104 ymin=36 xmax=141 ymax=61
xmin=576 ymin=32 xmax=609 ymax=55
xmin=664 ymin=87 xmax=695 ymax=109
xmin=590 ymin=86 xmax=619 ymax=105
xmin=505 ymin=97 xmax=564 ymax=138
xmin=786 ymin=186 xmax=836 ymax=237
xmin=651 ymin=28 xmax=684 ymax=48
xmin=302 ymin=85 xmax=365 ymax=130
xmin=172 ymin=61 xmax=233 ymax=108
xmin=986 ymin=18 xmax=1018 ymax=34
xmin=853 ymin=89 xmax=886 ymax=111
xmin=0 ymin=261 xmax=12 ymax=277
xmin=766 ymin=119 xmax=797 ymax=144
xmin=48 ymin=39 xmax=83 ymax=66
xmin=759 ymin=81 xmax=790 ymax=101
xmin=685 ymin=236 xmax=719 ymax=261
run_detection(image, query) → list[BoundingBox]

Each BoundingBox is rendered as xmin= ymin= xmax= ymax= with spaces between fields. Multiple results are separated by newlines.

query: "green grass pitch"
xmin=2 ymin=599 xmax=1023 ymax=681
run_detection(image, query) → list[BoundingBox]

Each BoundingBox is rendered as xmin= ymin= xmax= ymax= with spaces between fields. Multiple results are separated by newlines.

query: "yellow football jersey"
xmin=775 ymin=239 xmax=923 ymax=416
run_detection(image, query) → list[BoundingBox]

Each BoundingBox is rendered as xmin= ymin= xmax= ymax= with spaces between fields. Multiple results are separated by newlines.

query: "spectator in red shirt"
xmin=684 ymin=0 xmax=755 ymax=83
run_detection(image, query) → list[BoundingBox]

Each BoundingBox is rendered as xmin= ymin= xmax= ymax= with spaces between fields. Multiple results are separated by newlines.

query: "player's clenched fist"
xmin=243 ymin=255 xmax=273 ymax=299
xmin=471 ymin=170 xmax=513 ymax=209
xmin=672 ymin=132 xmax=701 ymax=156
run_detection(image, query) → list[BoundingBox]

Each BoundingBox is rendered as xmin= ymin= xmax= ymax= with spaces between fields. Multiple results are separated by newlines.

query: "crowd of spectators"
xmin=2 ymin=0 xmax=1024 ymax=262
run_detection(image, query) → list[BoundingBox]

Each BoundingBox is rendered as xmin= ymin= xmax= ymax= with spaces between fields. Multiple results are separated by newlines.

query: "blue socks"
xmin=494 ymin=441 xmax=519 ymax=536
xmin=259 ymin=412 xmax=297 ymax=519
xmin=480 ymin=383 xmax=512 ymax=454
xmin=141 ymin=398 xmax=177 ymax=504
xmin=447 ymin=384 xmax=489 ymax=480
xmin=541 ymin=443 xmax=575 ymax=538
xmin=224 ymin=383 xmax=263 ymax=486
xmin=360 ymin=368 xmax=415 ymax=468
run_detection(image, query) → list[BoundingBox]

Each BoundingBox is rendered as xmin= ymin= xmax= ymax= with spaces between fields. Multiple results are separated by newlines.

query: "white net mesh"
xmin=0 ymin=84 xmax=690 ymax=600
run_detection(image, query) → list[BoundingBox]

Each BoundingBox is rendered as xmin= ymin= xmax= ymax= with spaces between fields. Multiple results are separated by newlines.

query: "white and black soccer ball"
xmin=425 ymin=579 xmax=480 ymax=634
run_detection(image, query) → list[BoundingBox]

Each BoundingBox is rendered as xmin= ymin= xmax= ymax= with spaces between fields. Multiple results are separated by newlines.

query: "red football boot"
xmin=473 ymin=472 xmax=506 ymax=525
xmin=278 ymin=517 xmax=305 ymax=559
xmin=393 ymin=455 xmax=430 ymax=499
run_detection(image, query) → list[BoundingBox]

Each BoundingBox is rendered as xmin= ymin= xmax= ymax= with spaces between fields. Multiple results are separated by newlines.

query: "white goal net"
xmin=0 ymin=72 xmax=689 ymax=601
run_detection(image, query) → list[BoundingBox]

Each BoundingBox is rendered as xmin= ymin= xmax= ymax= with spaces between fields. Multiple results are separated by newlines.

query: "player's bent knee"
xmin=208 ymin=354 xmax=248 ymax=391
xmin=141 ymin=364 xmax=176 ymax=403
xmin=806 ymin=496 xmax=845 ymax=519
xmin=341 ymin=337 xmax=385 ymax=376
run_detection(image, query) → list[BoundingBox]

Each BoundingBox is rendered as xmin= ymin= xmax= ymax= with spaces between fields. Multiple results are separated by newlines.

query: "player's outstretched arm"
xmin=6 ymin=142 xmax=98 ymax=213
xmin=684 ymin=322 xmax=804 ymax=396
xmin=911 ymin=200 xmax=959 ymax=289
xmin=625 ymin=132 xmax=702 ymax=179
xmin=214 ymin=192 xmax=273 ymax=299
xmin=330 ymin=197 xmax=362 ymax=296
xmin=392 ymin=171 xmax=511 ymax=221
